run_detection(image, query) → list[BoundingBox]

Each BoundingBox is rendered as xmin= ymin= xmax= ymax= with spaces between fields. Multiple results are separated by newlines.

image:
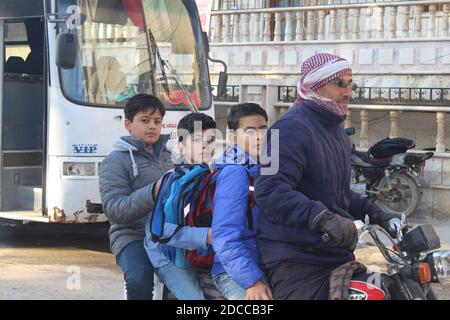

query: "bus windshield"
xmin=57 ymin=0 xmax=211 ymax=110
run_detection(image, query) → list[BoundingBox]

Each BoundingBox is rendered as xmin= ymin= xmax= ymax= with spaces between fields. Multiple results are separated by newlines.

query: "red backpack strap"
xmin=207 ymin=169 xmax=219 ymax=205
xmin=189 ymin=171 xmax=216 ymax=226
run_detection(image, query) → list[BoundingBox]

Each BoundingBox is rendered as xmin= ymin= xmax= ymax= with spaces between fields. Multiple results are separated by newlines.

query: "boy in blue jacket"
xmin=211 ymin=103 xmax=272 ymax=300
xmin=144 ymin=113 xmax=216 ymax=300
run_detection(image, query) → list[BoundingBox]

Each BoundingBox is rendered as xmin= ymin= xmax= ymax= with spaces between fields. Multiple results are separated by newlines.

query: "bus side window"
xmin=23 ymin=18 xmax=44 ymax=75
xmin=3 ymin=22 xmax=30 ymax=75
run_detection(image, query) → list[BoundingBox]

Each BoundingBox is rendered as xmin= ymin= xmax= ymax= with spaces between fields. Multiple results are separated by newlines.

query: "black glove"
xmin=310 ymin=210 xmax=358 ymax=251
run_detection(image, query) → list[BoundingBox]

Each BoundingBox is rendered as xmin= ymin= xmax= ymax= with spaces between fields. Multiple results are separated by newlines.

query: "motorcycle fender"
xmin=348 ymin=280 xmax=386 ymax=300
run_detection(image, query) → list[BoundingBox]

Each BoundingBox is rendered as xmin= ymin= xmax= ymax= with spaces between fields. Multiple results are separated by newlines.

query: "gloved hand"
xmin=378 ymin=216 xmax=408 ymax=238
xmin=310 ymin=210 xmax=358 ymax=251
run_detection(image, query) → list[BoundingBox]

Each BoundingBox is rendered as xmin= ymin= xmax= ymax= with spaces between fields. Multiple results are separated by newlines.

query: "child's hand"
xmin=246 ymin=281 xmax=273 ymax=300
xmin=206 ymin=228 xmax=212 ymax=245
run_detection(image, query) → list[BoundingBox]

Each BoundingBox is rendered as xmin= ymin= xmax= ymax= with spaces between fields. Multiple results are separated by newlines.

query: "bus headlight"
xmin=428 ymin=251 xmax=450 ymax=284
xmin=62 ymin=162 xmax=96 ymax=176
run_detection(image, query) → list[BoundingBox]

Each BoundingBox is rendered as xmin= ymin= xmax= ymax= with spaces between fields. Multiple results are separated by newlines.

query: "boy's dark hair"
xmin=227 ymin=103 xmax=268 ymax=131
xmin=177 ymin=113 xmax=216 ymax=144
xmin=124 ymin=94 xmax=166 ymax=121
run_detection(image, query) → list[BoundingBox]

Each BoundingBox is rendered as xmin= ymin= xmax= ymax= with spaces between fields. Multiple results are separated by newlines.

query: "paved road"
xmin=355 ymin=218 xmax=450 ymax=300
xmin=0 ymin=222 xmax=123 ymax=300
xmin=0 ymin=218 xmax=448 ymax=300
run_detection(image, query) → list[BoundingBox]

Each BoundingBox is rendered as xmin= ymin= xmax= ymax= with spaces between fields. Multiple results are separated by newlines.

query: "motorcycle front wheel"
xmin=375 ymin=172 xmax=421 ymax=217
xmin=390 ymin=278 xmax=427 ymax=300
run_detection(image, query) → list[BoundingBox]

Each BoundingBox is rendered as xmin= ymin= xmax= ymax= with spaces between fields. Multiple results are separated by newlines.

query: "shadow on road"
xmin=0 ymin=220 xmax=111 ymax=253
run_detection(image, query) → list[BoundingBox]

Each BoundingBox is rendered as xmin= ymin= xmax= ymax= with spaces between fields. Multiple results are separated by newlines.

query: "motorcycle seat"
xmin=404 ymin=152 xmax=434 ymax=166
xmin=351 ymin=150 xmax=393 ymax=168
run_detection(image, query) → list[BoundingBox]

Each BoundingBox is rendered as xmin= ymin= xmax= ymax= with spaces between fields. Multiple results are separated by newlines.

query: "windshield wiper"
xmin=136 ymin=1 xmax=198 ymax=112
xmin=146 ymin=30 xmax=170 ymax=96
xmin=163 ymin=59 xmax=199 ymax=113
xmin=146 ymin=28 xmax=198 ymax=113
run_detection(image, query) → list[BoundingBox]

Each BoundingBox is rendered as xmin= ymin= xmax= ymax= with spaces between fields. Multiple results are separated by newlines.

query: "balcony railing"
xmin=212 ymin=0 xmax=415 ymax=11
xmin=353 ymin=87 xmax=450 ymax=105
xmin=278 ymin=86 xmax=450 ymax=106
xmin=212 ymin=85 xmax=240 ymax=102
xmin=210 ymin=0 xmax=450 ymax=43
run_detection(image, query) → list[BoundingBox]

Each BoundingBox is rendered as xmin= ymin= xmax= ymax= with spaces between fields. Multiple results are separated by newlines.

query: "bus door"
xmin=0 ymin=17 xmax=47 ymax=222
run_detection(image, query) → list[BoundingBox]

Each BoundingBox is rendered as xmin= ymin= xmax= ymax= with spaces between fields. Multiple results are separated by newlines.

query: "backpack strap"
xmin=164 ymin=164 xmax=205 ymax=224
xmin=172 ymin=164 xmax=211 ymax=223
xmin=151 ymin=164 xmax=211 ymax=245
xmin=188 ymin=170 xmax=217 ymax=227
xmin=149 ymin=170 xmax=176 ymax=242
xmin=150 ymin=163 xmax=194 ymax=242
xmin=155 ymin=225 xmax=184 ymax=244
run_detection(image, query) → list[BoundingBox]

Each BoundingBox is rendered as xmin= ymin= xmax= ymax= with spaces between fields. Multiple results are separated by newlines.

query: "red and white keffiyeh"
xmin=293 ymin=53 xmax=352 ymax=117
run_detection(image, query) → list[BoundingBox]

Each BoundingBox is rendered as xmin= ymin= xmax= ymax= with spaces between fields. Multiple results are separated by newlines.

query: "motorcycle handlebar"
xmin=321 ymin=220 xmax=409 ymax=265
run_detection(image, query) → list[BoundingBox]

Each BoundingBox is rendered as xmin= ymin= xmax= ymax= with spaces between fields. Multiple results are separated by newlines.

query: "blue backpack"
xmin=149 ymin=163 xmax=213 ymax=268
xmin=149 ymin=163 xmax=255 ymax=269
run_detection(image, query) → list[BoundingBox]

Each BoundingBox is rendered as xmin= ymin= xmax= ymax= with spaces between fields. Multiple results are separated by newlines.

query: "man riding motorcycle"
xmin=255 ymin=53 xmax=403 ymax=300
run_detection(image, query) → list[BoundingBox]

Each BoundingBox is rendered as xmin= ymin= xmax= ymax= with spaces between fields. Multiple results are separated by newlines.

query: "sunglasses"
xmin=329 ymin=79 xmax=358 ymax=91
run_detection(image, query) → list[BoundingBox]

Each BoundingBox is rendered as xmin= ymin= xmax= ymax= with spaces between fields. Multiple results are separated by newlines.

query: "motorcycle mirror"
xmin=345 ymin=127 xmax=356 ymax=136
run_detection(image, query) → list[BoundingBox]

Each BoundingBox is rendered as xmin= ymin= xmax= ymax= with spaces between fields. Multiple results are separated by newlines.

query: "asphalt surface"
xmin=0 ymin=221 xmax=123 ymax=300
xmin=0 ymin=218 xmax=449 ymax=300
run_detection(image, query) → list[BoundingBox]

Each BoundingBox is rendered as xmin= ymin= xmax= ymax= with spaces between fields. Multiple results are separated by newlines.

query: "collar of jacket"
xmin=301 ymin=100 xmax=346 ymax=128
xmin=214 ymin=144 xmax=259 ymax=174
xmin=120 ymin=134 xmax=170 ymax=158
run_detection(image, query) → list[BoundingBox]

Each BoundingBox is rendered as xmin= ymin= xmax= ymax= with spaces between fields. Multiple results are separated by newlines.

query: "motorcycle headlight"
xmin=62 ymin=162 xmax=96 ymax=176
xmin=428 ymin=251 xmax=450 ymax=283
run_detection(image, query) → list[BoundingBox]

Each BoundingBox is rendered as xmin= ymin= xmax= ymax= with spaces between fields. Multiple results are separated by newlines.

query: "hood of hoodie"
xmin=112 ymin=134 xmax=170 ymax=155
xmin=213 ymin=144 xmax=259 ymax=175
xmin=111 ymin=134 xmax=171 ymax=177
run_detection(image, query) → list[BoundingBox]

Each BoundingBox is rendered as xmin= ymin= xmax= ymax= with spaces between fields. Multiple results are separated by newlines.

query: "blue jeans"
xmin=116 ymin=240 xmax=154 ymax=300
xmin=155 ymin=262 xmax=205 ymax=300
xmin=213 ymin=273 xmax=247 ymax=300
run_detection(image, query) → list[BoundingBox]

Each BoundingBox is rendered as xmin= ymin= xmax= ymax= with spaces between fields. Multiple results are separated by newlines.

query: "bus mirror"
xmin=56 ymin=32 xmax=78 ymax=69
xmin=217 ymin=71 xmax=228 ymax=98
xmin=206 ymin=50 xmax=228 ymax=98
xmin=202 ymin=32 xmax=210 ymax=54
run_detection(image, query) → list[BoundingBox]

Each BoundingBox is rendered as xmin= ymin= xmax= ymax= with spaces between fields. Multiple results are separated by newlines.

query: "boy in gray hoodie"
xmin=99 ymin=94 xmax=173 ymax=300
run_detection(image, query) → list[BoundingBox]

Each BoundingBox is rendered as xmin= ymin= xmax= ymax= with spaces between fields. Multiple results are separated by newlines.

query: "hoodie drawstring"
xmin=128 ymin=147 xmax=139 ymax=177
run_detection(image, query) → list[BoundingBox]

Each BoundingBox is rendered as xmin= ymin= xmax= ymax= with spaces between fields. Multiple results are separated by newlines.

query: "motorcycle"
xmin=347 ymin=217 xmax=449 ymax=300
xmin=347 ymin=128 xmax=434 ymax=217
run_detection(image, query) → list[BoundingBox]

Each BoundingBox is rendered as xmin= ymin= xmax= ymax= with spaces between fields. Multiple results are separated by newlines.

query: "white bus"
xmin=0 ymin=0 xmax=222 ymax=224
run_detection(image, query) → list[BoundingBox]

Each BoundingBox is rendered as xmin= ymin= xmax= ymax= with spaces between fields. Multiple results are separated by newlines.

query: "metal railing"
xmin=211 ymin=85 xmax=240 ymax=102
xmin=278 ymin=86 xmax=298 ymax=103
xmin=278 ymin=86 xmax=450 ymax=106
